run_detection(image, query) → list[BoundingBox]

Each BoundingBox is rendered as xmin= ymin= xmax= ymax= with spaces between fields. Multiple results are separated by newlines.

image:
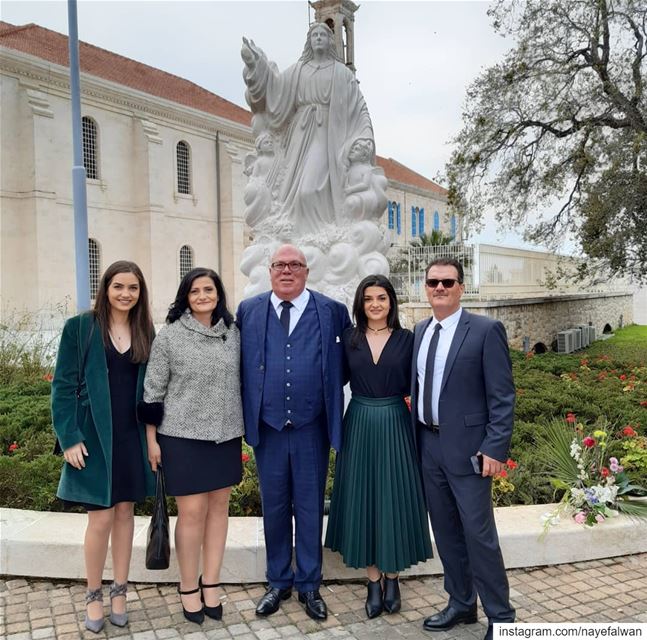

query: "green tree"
xmin=411 ymin=231 xmax=453 ymax=247
xmin=446 ymin=0 xmax=647 ymax=280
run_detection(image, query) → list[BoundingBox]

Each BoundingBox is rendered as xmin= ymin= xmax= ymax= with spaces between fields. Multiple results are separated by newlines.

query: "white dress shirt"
xmin=270 ymin=289 xmax=310 ymax=336
xmin=416 ymin=306 xmax=463 ymax=425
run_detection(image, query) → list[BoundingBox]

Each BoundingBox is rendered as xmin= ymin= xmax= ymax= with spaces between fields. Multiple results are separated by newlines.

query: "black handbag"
xmin=145 ymin=467 xmax=170 ymax=570
xmin=53 ymin=317 xmax=96 ymax=456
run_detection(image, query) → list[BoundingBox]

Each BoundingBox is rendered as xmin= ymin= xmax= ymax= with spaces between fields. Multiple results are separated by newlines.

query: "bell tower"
xmin=309 ymin=0 xmax=359 ymax=72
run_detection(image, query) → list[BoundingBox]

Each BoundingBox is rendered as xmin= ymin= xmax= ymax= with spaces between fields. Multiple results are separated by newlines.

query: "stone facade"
xmin=402 ymin=292 xmax=634 ymax=350
xmin=0 ymin=21 xmax=454 ymax=324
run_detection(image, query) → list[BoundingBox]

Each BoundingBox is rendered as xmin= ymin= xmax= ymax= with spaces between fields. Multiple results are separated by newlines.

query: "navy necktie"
xmin=423 ymin=322 xmax=442 ymax=426
xmin=280 ymin=301 xmax=293 ymax=334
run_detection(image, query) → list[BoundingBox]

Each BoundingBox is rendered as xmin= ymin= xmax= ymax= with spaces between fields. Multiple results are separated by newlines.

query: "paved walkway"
xmin=2 ymin=554 xmax=646 ymax=640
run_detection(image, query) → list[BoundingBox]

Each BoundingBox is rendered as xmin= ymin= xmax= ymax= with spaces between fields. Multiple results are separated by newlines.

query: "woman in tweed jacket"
xmin=138 ymin=267 xmax=244 ymax=625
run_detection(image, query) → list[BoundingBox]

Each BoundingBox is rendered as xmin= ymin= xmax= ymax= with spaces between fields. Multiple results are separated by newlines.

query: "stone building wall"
xmin=402 ymin=292 xmax=634 ymax=350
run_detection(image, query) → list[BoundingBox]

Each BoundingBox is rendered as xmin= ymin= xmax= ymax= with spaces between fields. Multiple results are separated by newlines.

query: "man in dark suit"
xmin=411 ymin=257 xmax=515 ymax=639
xmin=237 ymin=244 xmax=351 ymax=621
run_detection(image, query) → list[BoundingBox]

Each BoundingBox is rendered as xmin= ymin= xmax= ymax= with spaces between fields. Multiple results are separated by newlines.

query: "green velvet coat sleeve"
xmin=51 ymin=315 xmax=85 ymax=450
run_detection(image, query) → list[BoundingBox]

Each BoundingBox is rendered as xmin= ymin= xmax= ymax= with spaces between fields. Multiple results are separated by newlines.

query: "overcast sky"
xmin=2 ymin=0 xmax=549 ymax=249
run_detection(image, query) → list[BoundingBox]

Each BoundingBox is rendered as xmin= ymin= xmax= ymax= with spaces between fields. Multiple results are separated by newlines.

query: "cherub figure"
xmin=342 ymin=138 xmax=388 ymax=221
xmin=243 ymin=132 xmax=276 ymax=227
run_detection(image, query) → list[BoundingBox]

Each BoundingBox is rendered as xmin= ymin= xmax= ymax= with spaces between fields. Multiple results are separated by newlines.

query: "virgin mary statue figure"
xmin=240 ymin=22 xmax=389 ymax=302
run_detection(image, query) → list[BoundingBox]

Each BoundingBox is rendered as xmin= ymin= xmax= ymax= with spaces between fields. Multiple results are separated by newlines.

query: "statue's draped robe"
xmin=244 ymin=55 xmax=374 ymax=235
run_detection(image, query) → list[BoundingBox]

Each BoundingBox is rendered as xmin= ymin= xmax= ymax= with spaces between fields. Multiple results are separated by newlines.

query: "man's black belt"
xmin=417 ymin=420 xmax=440 ymax=433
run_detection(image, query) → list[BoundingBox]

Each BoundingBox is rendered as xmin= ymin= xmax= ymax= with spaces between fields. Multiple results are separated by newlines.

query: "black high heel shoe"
xmin=365 ymin=577 xmax=383 ymax=619
xmin=177 ymin=585 xmax=205 ymax=624
xmin=199 ymin=575 xmax=223 ymax=620
xmin=383 ymin=575 xmax=401 ymax=614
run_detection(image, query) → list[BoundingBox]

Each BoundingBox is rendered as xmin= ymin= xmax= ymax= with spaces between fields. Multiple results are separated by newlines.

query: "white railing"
xmin=388 ymin=243 xmax=630 ymax=302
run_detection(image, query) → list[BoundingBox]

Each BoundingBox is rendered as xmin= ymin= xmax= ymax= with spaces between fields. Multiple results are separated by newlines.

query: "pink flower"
xmin=595 ymin=514 xmax=605 ymax=523
xmin=620 ymin=374 xmax=627 ymax=381
xmin=566 ymin=413 xmax=577 ymax=424
xmin=8 ymin=442 xmax=18 ymax=453
xmin=600 ymin=467 xmax=610 ymax=478
xmin=506 ymin=458 xmax=518 ymax=470
xmin=574 ymin=512 xmax=586 ymax=524
xmin=241 ymin=453 xmax=250 ymax=463
xmin=582 ymin=437 xmax=596 ymax=448
xmin=623 ymin=426 xmax=637 ymax=437
xmin=497 ymin=470 xmax=508 ymax=478
xmin=609 ymin=457 xmax=623 ymax=473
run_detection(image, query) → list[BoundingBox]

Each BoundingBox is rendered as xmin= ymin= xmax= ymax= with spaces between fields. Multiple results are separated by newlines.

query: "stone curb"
xmin=1 ymin=504 xmax=646 ymax=583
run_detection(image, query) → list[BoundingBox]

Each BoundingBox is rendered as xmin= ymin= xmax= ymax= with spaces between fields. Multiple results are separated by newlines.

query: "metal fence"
xmin=388 ymin=243 xmax=629 ymax=302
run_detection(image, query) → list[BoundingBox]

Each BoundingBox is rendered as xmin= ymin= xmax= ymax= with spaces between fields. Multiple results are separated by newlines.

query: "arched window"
xmin=387 ymin=202 xmax=395 ymax=230
xmin=450 ymin=215 xmax=457 ymax=239
xmin=88 ymin=238 xmax=101 ymax=299
xmin=82 ymin=116 xmax=99 ymax=179
xmin=411 ymin=206 xmax=417 ymax=236
xmin=179 ymin=244 xmax=194 ymax=280
xmin=434 ymin=210 xmax=440 ymax=231
xmin=418 ymin=208 xmax=425 ymax=235
xmin=176 ymin=141 xmax=191 ymax=195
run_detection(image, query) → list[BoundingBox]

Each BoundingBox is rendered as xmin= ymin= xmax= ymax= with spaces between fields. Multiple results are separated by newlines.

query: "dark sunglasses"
xmin=425 ymin=278 xmax=462 ymax=289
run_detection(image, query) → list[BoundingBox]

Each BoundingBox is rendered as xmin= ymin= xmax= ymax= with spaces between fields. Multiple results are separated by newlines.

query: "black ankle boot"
xmin=383 ymin=576 xmax=401 ymax=614
xmin=365 ymin=578 xmax=383 ymax=619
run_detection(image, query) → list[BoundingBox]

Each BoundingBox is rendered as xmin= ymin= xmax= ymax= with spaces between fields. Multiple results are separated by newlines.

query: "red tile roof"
xmin=1 ymin=21 xmax=446 ymax=194
xmin=376 ymin=156 xmax=447 ymax=196
xmin=0 ymin=21 xmax=251 ymax=127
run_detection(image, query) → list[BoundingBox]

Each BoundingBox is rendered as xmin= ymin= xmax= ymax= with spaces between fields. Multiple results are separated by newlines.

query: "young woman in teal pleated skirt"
xmin=324 ymin=275 xmax=432 ymax=619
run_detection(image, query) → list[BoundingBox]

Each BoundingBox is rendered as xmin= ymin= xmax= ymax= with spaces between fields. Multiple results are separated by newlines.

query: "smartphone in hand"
xmin=470 ymin=453 xmax=483 ymax=475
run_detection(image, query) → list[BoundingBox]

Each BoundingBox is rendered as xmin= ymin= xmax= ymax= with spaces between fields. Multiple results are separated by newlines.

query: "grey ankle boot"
xmin=84 ymin=586 xmax=104 ymax=633
xmin=109 ymin=581 xmax=128 ymax=627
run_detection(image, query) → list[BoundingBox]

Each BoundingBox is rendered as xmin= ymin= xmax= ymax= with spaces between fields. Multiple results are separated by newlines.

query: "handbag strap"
xmin=76 ymin=317 xmax=96 ymax=398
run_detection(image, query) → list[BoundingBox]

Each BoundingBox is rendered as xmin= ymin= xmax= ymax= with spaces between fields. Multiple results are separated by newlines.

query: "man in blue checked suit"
xmin=237 ymin=244 xmax=351 ymax=621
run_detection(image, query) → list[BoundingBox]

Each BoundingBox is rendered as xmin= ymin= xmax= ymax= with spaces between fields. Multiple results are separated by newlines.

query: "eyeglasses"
xmin=270 ymin=261 xmax=307 ymax=273
xmin=425 ymin=278 xmax=462 ymax=289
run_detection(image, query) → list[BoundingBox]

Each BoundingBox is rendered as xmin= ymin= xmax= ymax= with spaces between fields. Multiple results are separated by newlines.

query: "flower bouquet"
xmin=540 ymin=416 xmax=647 ymax=532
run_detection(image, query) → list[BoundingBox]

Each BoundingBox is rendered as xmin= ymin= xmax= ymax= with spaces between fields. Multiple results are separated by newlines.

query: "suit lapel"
xmin=440 ymin=309 xmax=470 ymax=393
xmin=253 ymin=293 xmax=271 ymax=354
xmin=82 ymin=315 xmax=112 ymax=460
xmin=312 ymin=291 xmax=331 ymax=370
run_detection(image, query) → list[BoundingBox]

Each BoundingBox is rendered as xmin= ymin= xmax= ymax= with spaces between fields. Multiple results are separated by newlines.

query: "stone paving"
xmin=1 ymin=554 xmax=646 ymax=640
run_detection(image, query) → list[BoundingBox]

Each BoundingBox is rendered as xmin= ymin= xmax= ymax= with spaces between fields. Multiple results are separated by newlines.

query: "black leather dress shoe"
xmin=255 ymin=586 xmax=292 ymax=616
xmin=298 ymin=590 xmax=328 ymax=621
xmin=423 ymin=604 xmax=478 ymax=631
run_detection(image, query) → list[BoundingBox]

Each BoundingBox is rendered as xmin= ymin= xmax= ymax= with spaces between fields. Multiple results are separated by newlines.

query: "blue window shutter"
xmin=451 ymin=215 xmax=457 ymax=239
xmin=411 ymin=206 xmax=417 ymax=236
xmin=388 ymin=202 xmax=394 ymax=229
xmin=419 ymin=208 xmax=425 ymax=235
xmin=396 ymin=204 xmax=401 ymax=234
xmin=434 ymin=210 xmax=440 ymax=231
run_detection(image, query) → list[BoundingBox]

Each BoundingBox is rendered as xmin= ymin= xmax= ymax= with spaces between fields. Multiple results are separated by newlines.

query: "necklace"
xmin=367 ymin=326 xmax=389 ymax=334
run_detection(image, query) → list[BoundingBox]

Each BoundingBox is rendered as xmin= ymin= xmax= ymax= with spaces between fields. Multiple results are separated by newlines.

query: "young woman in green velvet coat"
xmin=51 ymin=260 xmax=155 ymax=634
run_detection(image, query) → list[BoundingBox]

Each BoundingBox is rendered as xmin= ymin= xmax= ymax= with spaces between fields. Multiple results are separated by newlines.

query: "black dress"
xmin=324 ymin=328 xmax=433 ymax=572
xmin=69 ymin=343 xmax=147 ymax=511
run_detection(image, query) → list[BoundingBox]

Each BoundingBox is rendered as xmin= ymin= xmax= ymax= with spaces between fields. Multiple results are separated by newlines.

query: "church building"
xmin=0 ymin=12 xmax=455 ymax=323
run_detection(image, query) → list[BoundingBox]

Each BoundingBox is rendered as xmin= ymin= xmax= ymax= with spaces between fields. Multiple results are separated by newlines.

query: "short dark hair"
xmin=350 ymin=274 xmax=401 ymax=348
xmin=425 ymin=257 xmax=464 ymax=283
xmin=166 ymin=267 xmax=233 ymax=327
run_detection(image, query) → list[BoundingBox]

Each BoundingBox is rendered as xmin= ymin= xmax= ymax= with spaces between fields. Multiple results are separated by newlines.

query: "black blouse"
xmin=344 ymin=327 xmax=413 ymax=398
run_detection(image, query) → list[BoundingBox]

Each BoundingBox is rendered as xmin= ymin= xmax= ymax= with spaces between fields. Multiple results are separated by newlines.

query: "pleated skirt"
xmin=324 ymin=395 xmax=433 ymax=573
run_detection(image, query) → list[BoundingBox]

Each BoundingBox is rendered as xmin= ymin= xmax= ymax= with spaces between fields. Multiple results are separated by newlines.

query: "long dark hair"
xmin=166 ymin=267 xmax=233 ymax=327
xmin=93 ymin=260 xmax=154 ymax=363
xmin=350 ymin=274 xmax=401 ymax=348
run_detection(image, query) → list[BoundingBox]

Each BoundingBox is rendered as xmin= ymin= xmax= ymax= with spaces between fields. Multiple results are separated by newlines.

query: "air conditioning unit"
xmin=577 ymin=324 xmax=590 ymax=347
xmin=571 ymin=328 xmax=582 ymax=351
xmin=588 ymin=326 xmax=596 ymax=342
xmin=557 ymin=330 xmax=575 ymax=354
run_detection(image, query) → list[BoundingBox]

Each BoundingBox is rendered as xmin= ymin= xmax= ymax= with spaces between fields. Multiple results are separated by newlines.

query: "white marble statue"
xmin=240 ymin=22 xmax=390 ymax=304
